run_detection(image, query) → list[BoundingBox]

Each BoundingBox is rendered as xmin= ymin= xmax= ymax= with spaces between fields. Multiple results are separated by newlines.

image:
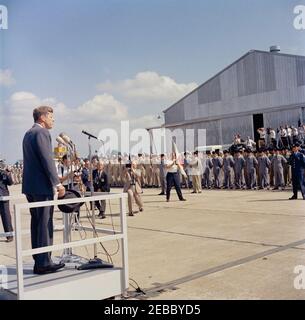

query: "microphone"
xmin=59 ymin=133 xmax=74 ymax=148
xmin=82 ymin=130 xmax=98 ymax=140
xmin=56 ymin=136 xmax=67 ymax=146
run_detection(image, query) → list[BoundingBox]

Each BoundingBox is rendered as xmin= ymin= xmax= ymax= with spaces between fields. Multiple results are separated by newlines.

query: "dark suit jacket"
xmin=0 ymin=171 xmax=13 ymax=196
xmin=22 ymin=124 xmax=60 ymax=196
xmin=81 ymin=167 xmax=92 ymax=190
xmin=289 ymin=152 xmax=305 ymax=179
xmin=92 ymin=169 xmax=110 ymax=192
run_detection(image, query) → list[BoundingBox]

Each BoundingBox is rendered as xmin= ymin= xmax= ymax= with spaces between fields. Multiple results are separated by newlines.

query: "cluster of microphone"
xmin=56 ymin=133 xmax=75 ymax=150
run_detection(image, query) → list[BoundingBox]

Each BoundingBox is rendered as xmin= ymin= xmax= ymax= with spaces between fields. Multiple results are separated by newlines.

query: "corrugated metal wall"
xmin=264 ymin=108 xmax=302 ymax=129
xmin=164 ymin=51 xmax=305 ymax=127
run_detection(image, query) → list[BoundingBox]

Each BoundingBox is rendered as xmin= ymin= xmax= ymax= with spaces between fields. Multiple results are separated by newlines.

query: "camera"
xmin=73 ymin=168 xmax=82 ymax=177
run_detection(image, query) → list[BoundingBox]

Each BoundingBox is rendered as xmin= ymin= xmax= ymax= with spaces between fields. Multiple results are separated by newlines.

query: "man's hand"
xmin=57 ymin=185 xmax=66 ymax=198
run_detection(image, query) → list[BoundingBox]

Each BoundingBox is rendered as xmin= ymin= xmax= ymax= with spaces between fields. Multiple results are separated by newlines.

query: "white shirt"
xmin=292 ymin=128 xmax=298 ymax=136
xmin=280 ymin=129 xmax=287 ymax=137
xmin=166 ymin=160 xmax=178 ymax=173
xmin=270 ymin=130 xmax=276 ymax=139
xmin=58 ymin=164 xmax=73 ymax=186
xmin=258 ymin=129 xmax=266 ymax=139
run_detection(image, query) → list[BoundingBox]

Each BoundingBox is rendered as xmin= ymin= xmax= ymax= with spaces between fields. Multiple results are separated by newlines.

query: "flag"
xmin=172 ymin=141 xmax=187 ymax=177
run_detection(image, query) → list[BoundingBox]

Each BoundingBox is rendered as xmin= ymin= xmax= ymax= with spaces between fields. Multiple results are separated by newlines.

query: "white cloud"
xmin=0 ymin=69 xmax=16 ymax=87
xmin=76 ymin=94 xmax=128 ymax=125
xmin=3 ymin=71 xmax=195 ymax=161
xmin=97 ymin=71 xmax=198 ymax=103
xmin=4 ymin=91 xmax=131 ymax=161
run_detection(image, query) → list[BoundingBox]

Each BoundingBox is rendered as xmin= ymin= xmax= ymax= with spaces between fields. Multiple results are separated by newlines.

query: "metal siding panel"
xmin=197 ymin=120 xmax=221 ymax=146
xmin=274 ymin=55 xmax=297 ymax=89
xmin=264 ymin=108 xmax=301 ymax=129
xmin=221 ymin=116 xmax=253 ymax=144
xmin=296 ymin=57 xmax=305 ymax=86
xmin=197 ymin=76 xmax=221 ymax=104
xmin=164 ymin=101 xmax=185 ymax=124
xmin=184 ymin=91 xmax=199 ymax=121
xmin=220 ymin=64 xmax=239 ymax=101
xmin=263 ymin=53 xmax=276 ymax=92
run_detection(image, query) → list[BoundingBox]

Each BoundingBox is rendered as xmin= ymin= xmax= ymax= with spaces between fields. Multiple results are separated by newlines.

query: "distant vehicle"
xmin=196 ymin=144 xmax=231 ymax=152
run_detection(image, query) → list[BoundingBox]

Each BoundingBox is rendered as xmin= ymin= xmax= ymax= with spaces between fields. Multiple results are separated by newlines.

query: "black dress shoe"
xmin=33 ymin=263 xmax=65 ymax=275
xmin=158 ymin=192 xmax=165 ymax=195
xmin=98 ymin=212 xmax=106 ymax=219
xmin=289 ymin=196 xmax=297 ymax=200
xmin=180 ymin=198 xmax=187 ymax=201
xmin=6 ymin=236 xmax=13 ymax=243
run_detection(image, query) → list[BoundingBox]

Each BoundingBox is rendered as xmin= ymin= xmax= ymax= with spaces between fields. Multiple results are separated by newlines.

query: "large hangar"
xmin=159 ymin=47 xmax=305 ymax=150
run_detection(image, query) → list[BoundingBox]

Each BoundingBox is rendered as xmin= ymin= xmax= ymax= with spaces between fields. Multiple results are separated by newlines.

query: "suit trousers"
xmin=166 ymin=172 xmax=183 ymax=200
xmin=26 ymin=194 xmax=54 ymax=268
xmin=127 ymin=187 xmax=143 ymax=213
xmin=292 ymin=174 xmax=305 ymax=199
xmin=192 ymin=175 xmax=201 ymax=192
xmin=0 ymin=201 xmax=13 ymax=233
xmin=95 ymin=199 xmax=106 ymax=213
xmin=160 ymin=175 xmax=167 ymax=194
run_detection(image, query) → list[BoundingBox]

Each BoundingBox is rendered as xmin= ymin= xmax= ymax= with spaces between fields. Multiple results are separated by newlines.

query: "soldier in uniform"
xmin=288 ymin=143 xmax=305 ymax=200
xmin=212 ymin=151 xmax=223 ymax=189
xmin=271 ymin=148 xmax=287 ymax=190
xmin=151 ymin=154 xmax=161 ymax=188
xmin=257 ymin=149 xmax=271 ymax=190
xmin=222 ymin=150 xmax=234 ymax=189
xmin=159 ymin=154 xmax=167 ymax=195
xmin=233 ymin=149 xmax=245 ymax=189
xmin=244 ymin=149 xmax=258 ymax=190
xmin=282 ymin=148 xmax=292 ymax=187
xmin=202 ymin=151 xmax=213 ymax=189
xmin=138 ymin=153 xmax=147 ymax=187
xmin=268 ymin=148 xmax=275 ymax=187
xmin=189 ymin=151 xmax=202 ymax=193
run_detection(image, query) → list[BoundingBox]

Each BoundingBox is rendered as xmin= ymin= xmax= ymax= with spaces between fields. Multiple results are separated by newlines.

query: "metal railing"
xmin=12 ymin=193 xmax=128 ymax=300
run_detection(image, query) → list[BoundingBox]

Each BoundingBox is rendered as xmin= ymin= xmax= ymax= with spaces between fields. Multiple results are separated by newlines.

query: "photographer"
xmin=123 ymin=161 xmax=143 ymax=216
xmin=92 ymin=160 xmax=109 ymax=219
xmin=0 ymin=162 xmax=14 ymax=242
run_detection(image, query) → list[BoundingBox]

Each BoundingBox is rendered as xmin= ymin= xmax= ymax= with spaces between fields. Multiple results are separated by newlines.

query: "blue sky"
xmin=1 ymin=0 xmax=305 ymax=162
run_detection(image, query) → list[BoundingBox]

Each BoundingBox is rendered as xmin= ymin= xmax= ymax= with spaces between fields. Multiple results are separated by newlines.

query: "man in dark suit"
xmin=0 ymin=162 xmax=14 ymax=242
xmin=288 ymin=143 xmax=305 ymax=200
xmin=93 ymin=160 xmax=110 ymax=219
xmin=22 ymin=106 xmax=66 ymax=274
xmin=81 ymin=158 xmax=92 ymax=192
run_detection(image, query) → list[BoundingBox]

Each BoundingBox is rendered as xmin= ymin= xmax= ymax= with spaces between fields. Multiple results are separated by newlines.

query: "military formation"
xmin=5 ymin=147 xmax=304 ymax=193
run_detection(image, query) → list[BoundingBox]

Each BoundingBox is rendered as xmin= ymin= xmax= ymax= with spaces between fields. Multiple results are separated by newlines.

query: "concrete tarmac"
xmin=1 ymin=185 xmax=305 ymax=300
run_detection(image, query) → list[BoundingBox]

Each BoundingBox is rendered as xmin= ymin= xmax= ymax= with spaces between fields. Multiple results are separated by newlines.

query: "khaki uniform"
xmin=123 ymin=168 xmax=143 ymax=214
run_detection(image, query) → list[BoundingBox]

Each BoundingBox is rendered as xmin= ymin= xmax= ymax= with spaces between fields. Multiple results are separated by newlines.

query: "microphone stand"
xmin=79 ymin=130 xmax=113 ymax=269
xmin=88 ymin=135 xmax=98 ymax=258
xmin=61 ymin=144 xmax=73 ymax=261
